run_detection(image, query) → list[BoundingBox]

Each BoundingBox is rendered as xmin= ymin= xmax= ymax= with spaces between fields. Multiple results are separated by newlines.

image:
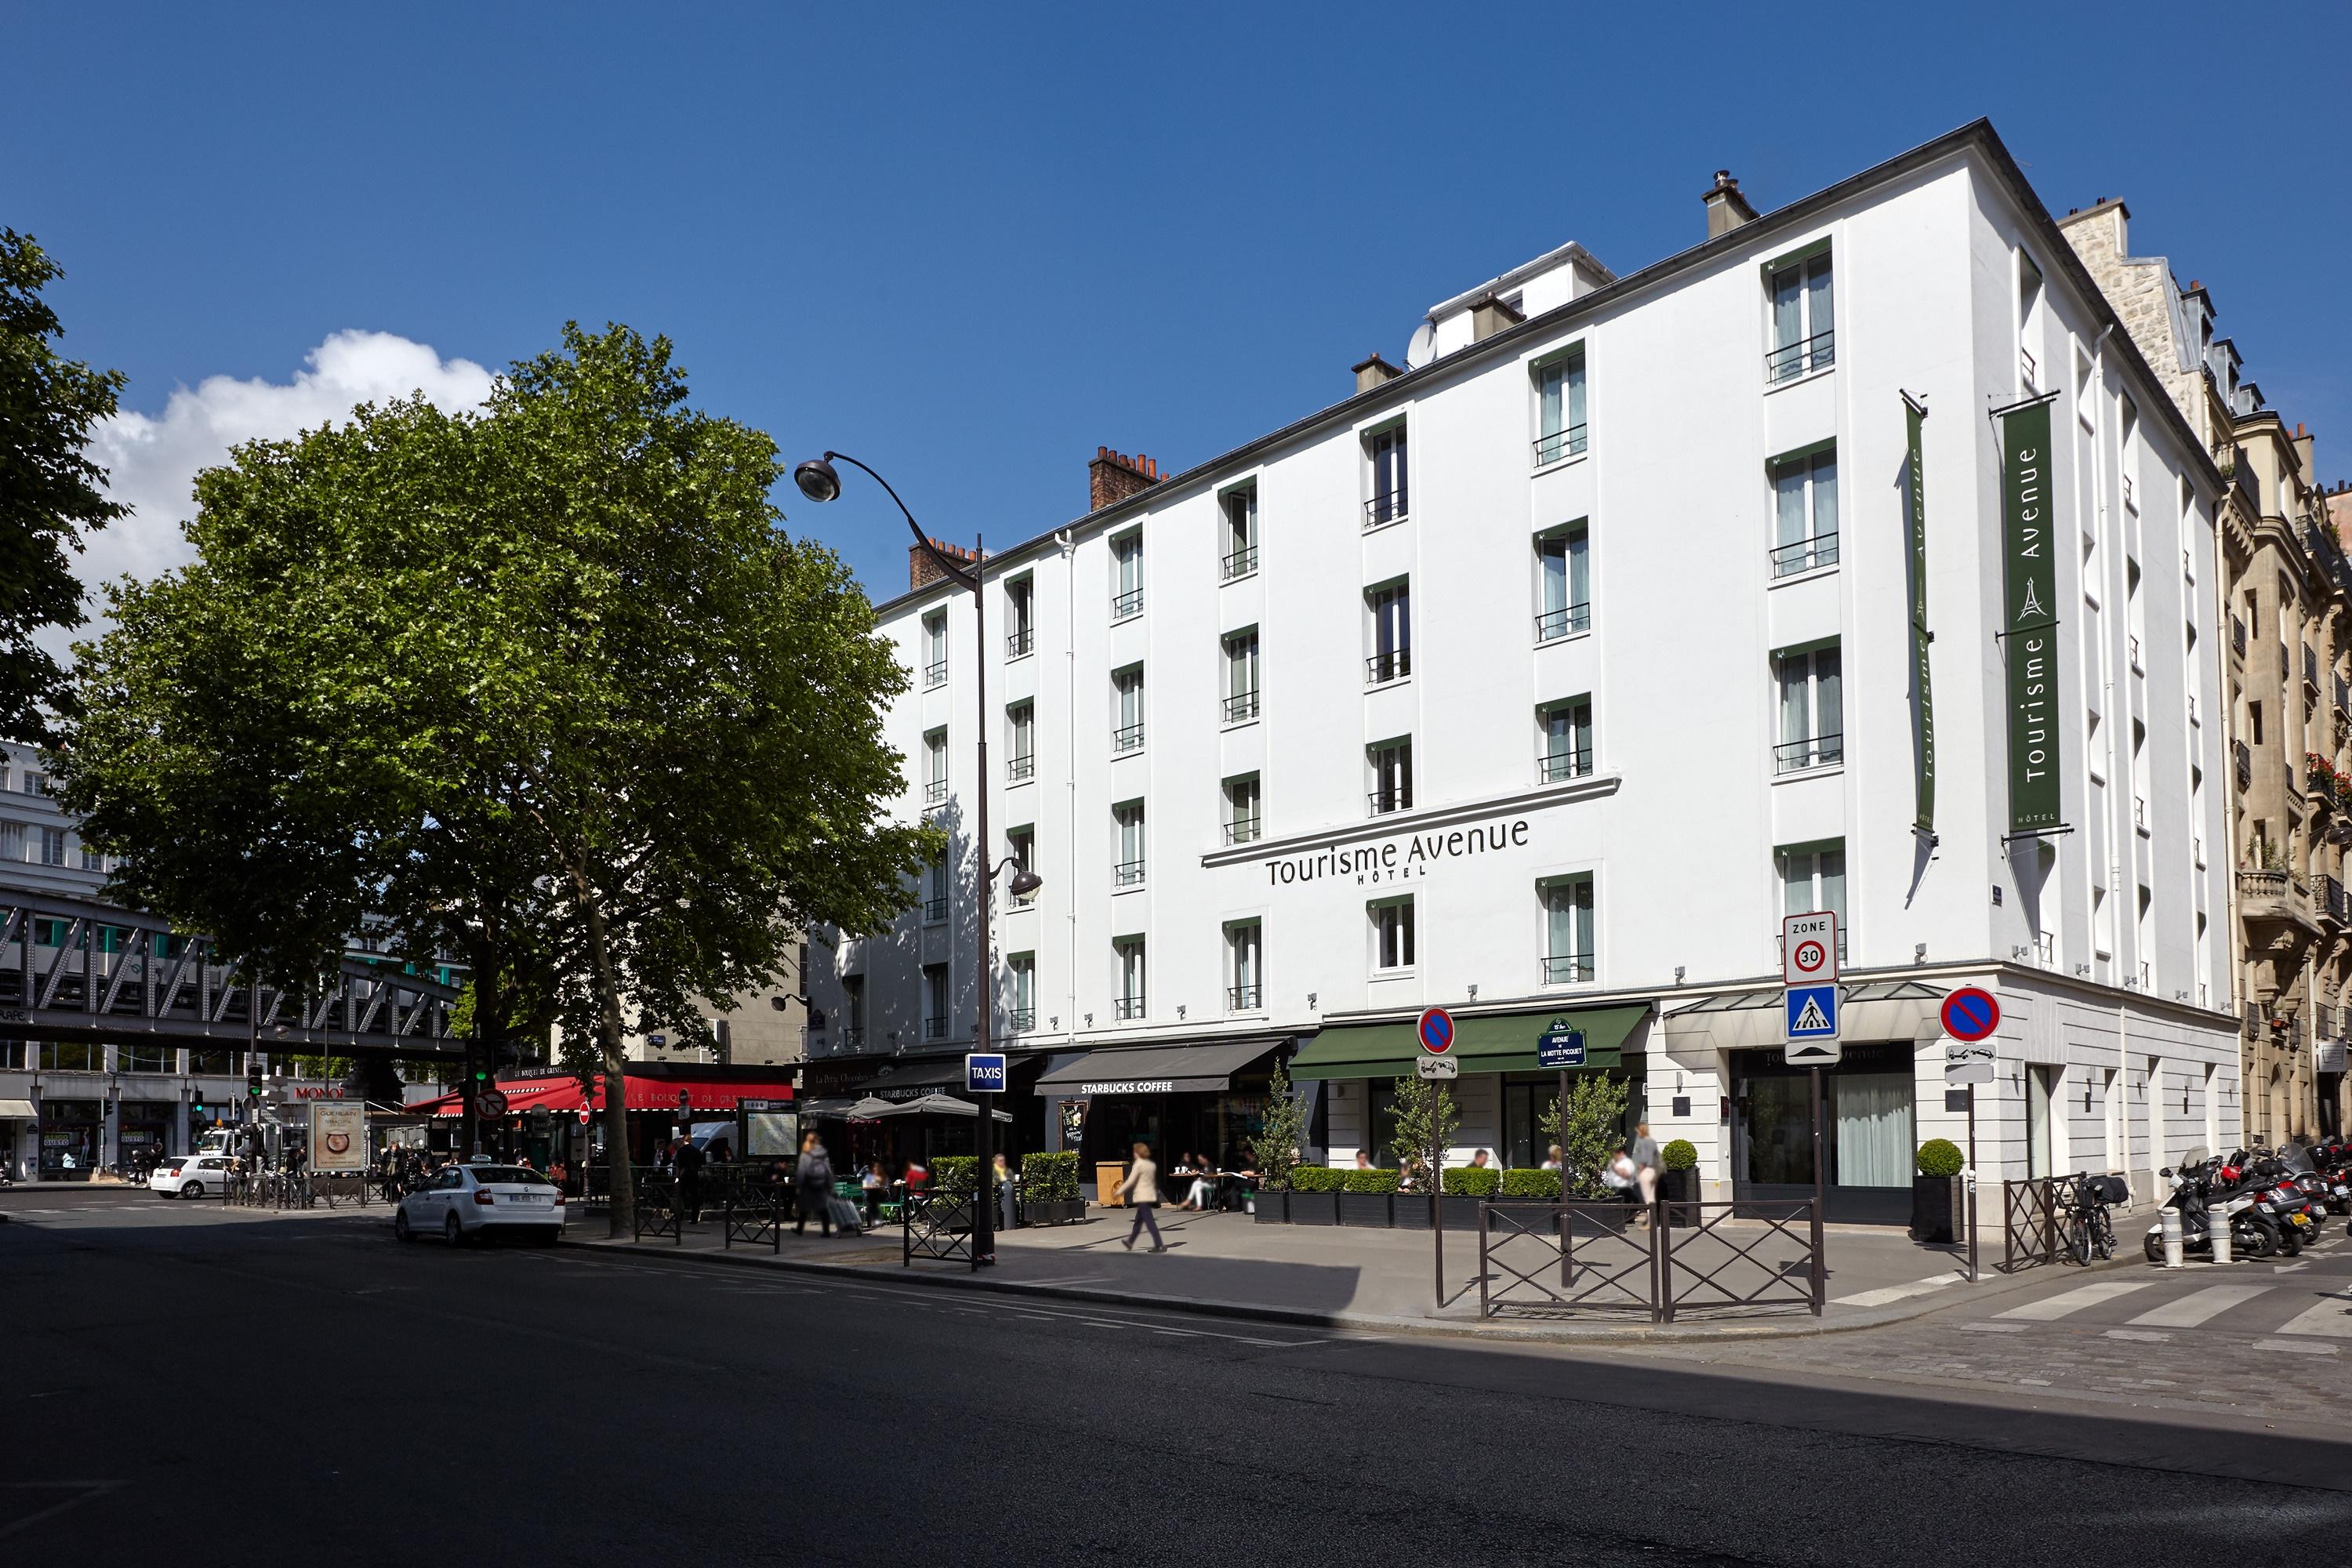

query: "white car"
xmin=394 ymin=1162 xmax=566 ymax=1246
xmin=151 ymin=1154 xmax=237 ymax=1197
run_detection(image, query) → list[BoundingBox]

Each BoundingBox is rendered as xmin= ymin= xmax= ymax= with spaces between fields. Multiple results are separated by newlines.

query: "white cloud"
xmin=71 ymin=329 xmax=495 ymax=628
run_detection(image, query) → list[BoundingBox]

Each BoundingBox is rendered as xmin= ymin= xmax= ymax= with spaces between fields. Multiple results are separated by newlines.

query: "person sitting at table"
xmin=1181 ymin=1156 xmax=1216 ymax=1212
xmin=1352 ymin=1150 xmax=1374 ymax=1171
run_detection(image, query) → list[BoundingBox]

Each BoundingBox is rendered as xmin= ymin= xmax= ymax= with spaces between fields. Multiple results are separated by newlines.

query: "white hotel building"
xmin=807 ymin=121 xmax=2242 ymax=1221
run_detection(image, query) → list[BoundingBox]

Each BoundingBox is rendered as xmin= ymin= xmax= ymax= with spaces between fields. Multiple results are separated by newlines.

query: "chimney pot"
xmin=1703 ymin=169 xmax=1759 ymax=240
xmin=1352 ymin=353 xmax=1403 ymax=394
xmin=1088 ymin=445 xmax=1166 ymax=513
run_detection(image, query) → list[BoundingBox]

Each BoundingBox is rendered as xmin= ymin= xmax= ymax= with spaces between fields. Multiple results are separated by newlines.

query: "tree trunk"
xmin=584 ymin=896 xmax=633 ymax=1237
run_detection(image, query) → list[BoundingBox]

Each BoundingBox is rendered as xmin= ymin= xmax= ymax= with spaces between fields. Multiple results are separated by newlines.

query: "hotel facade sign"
xmin=1264 ymin=818 xmax=1531 ymax=887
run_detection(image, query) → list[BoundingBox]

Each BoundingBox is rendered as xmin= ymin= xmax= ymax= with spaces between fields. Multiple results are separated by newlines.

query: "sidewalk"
xmin=562 ymin=1203 xmax=2132 ymax=1341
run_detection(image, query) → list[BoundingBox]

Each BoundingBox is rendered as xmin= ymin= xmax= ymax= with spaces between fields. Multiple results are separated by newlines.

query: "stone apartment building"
xmin=2063 ymin=201 xmax=2350 ymax=1140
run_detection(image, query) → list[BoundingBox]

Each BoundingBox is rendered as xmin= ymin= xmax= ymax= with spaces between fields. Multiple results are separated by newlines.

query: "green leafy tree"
xmin=53 ymin=323 xmax=932 ymax=1236
xmin=0 ymin=230 xmax=125 ymax=739
xmin=1388 ymin=1073 xmax=1459 ymax=1191
xmin=1249 ymin=1059 xmax=1308 ymax=1190
xmin=1539 ymin=1073 xmax=1630 ymax=1198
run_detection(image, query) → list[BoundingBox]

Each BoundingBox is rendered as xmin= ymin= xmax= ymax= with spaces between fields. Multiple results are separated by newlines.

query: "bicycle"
xmin=2059 ymin=1174 xmax=2118 ymax=1263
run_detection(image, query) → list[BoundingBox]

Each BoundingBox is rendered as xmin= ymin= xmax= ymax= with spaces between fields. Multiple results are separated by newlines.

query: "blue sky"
xmin=7 ymin=1 xmax=2347 ymax=601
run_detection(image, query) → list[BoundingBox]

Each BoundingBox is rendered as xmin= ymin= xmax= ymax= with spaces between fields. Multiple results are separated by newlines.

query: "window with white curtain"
xmin=924 ymin=729 xmax=948 ymax=803
xmin=1541 ymin=877 xmax=1594 ymax=983
xmin=1832 ymin=1075 xmax=1913 ymax=1188
xmin=1773 ymin=644 xmax=1843 ymax=773
xmin=1112 ymin=666 xmax=1144 ymax=753
xmin=1221 ymin=485 xmax=1258 ymax=578
xmin=1007 ymin=953 xmax=1036 ymax=1032
xmin=1368 ymin=739 xmax=1413 ymax=815
xmin=923 ymin=964 xmax=949 ymax=1040
xmin=1226 ymin=922 xmax=1262 ymax=1011
xmin=1223 ymin=630 xmax=1260 ymax=721
xmin=1113 ymin=802 xmax=1145 ymax=889
xmin=922 ymin=612 xmax=947 ymax=686
xmin=1111 ymin=533 xmax=1144 ymax=619
xmin=1536 ymin=524 xmax=1590 ymax=641
xmin=1007 ymin=702 xmax=1034 ymax=781
xmin=1769 ymin=448 xmax=1838 ymax=577
xmin=1371 ymin=898 xmax=1416 ymax=970
xmin=1366 ymin=582 xmax=1410 ymax=684
xmin=1114 ymin=938 xmax=1147 ymax=1020
xmin=1224 ymin=775 xmax=1261 ymax=845
xmin=1767 ymin=251 xmax=1834 ymax=381
xmin=1534 ymin=348 xmax=1588 ymax=465
xmin=1366 ymin=424 xmax=1408 ymax=525
xmin=1778 ymin=842 xmax=1847 ymax=958
xmin=1540 ymin=699 xmax=1592 ymax=782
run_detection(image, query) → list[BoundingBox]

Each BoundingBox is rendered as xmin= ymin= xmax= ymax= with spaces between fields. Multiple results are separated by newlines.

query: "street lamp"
xmin=796 ymin=451 xmax=1041 ymax=1269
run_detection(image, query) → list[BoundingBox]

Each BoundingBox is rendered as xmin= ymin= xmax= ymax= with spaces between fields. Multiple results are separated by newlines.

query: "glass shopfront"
xmin=120 ymin=1099 xmax=178 ymax=1166
xmin=40 ymin=1098 xmax=103 ymax=1179
xmin=1730 ymin=1043 xmax=1915 ymax=1223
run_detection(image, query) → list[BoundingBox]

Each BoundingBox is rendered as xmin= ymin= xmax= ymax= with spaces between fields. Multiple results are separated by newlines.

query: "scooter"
xmin=2145 ymin=1162 xmax=2273 ymax=1262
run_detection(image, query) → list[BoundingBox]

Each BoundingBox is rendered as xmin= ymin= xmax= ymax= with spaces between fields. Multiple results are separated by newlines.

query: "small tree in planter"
xmin=1538 ymin=1073 xmax=1629 ymax=1199
xmin=1250 ymin=1060 xmax=1309 ymax=1192
xmin=1913 ymin=1138 xmax=1965 ymax=1243
xmin=1388 ymin=1073 xmax=1460 ymax=1189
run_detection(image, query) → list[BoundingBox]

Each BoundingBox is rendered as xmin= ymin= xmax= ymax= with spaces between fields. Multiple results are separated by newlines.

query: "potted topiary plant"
xmin=1248 ymin=1059 xmax=1309 ymax=1223
xmin=1338 ymin=1165 xmax=1399 ymax=1226
xmin=1287 ymin=1163 xmax=1344 ymax=1225
xmin=1913 ymin=1138 xmax=1965 ymax=1243
xmin=1657 ymin=1138 xmax=1700 ymax=1224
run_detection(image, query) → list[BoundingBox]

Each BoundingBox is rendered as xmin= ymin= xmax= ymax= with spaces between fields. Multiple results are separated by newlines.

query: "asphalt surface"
xmin=6 ymin=1188 xmax=2351 ymax=1566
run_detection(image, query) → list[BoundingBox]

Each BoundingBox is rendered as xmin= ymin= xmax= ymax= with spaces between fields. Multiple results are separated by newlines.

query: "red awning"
xmin=416 ymin=1075 xmax=791 ymax=1118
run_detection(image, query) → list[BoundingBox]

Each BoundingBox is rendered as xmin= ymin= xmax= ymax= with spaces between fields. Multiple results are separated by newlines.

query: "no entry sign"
xmin=1941 ymin=987 xmax=2000 ymax=1043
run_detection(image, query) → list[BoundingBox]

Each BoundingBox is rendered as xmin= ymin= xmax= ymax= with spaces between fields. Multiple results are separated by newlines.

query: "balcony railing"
xmin=923 ymin=779 xmax=948 ymax=804
xmin=1769 ymin=532 xmax=1839 ymax=578
xmin=1222 ymin=689 xmax=1261 ymax=723
xmin=1534 ymin=601 xmax=1592 ymax=643
xmin=923 ymin=659 xmax=948 ymax=688
xmin=1113 ymin=858 xmax=1145 ymax=889
xmin=1773 ymin=734 xmax=1845 ymax=774
xmin=2336 ymin=675 xmax=2350 ymax=717
xmin=1538 ymin=746 xmax=1593 ymax=783
xmin=1112 ymin=721 xmax=1145 ymax=753
xmin=2234 ymin=739 xmax=2252 ymax=789
xmin=923 ymin=1017 xmax=948 ymax=1040
xmin=1226 ymin=984 xmax=1261 ymax=1011
xmin=2329 ymin=876 xmax=2349 ymax=923
xmin=1366 ymin=649 xmax=1412 ymax=684
xmin=1368 ymin=785 xmax=1414 ymax=816
xmin=923 ymin=896 xmax=949 ymax=924
xmin=1766 ymin=329 xmax=1836 ymax=383
xmin=1006 ymin=626 xmax=1034 ymax=659
xmin=1007 ymin=753 xmax=1034 ymax=782
xmin=1221 ymin=544 xmax=1258 ymax=579
xmin=1363 ymin=491 xmax=1409 ymax=529
xmin=1007 ymin=1007 xmax=1035 ymax=1033
xmin=1224 ymin=815 xmax=1261 ymax=846
xmin=1541 ymin=953 xmax=1595 ymax=984
xmin=2231 ymin=615 xmax=2246 ymax=658
xmin=2305 ymin=644 xmax=2321 ymax=694
xmin=1111 ymin=587 xmax=1144 ymax=620
xmin=1533 ymin=424 xmax=1588 ymax=466
xmin=1113 ymin=996 xmax=1146 ymax=1021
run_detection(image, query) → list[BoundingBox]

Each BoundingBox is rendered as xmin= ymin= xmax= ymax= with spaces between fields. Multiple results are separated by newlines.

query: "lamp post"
xmin=795 ymin=453 xmax=1043 ymax=1269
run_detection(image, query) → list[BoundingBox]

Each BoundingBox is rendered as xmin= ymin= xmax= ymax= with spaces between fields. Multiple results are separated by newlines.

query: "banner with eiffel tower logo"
xmin=1999 ymin=396 xmax=2063 ymax=833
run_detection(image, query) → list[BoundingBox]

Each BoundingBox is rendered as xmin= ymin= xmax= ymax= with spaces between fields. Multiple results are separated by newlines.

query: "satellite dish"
xmin=1404 ymin=320 xmax=1436 ymax=370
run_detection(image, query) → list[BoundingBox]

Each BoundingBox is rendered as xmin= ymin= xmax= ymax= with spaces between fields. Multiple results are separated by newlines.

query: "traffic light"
xmin=246 ymin=1057 xmax=263 ymax=1098
xmin=191 ymin=1087 xmax=205 ymax=1117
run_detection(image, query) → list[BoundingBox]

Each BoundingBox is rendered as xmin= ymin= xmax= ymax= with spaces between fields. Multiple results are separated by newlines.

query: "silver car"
xmin=394 ymin=1162 xmax=566 ymax=1246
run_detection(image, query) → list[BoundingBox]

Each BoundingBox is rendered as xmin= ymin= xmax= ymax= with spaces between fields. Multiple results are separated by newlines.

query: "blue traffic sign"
xmin=1785 ymin=985 xmax=1838 ymax=1040
xmin=1537 ymin=1025 xmax=1587 ymax=1069
xmin=1940 ymin=987 xmax=2000 ymax=1043
xmin=1416 ymin=1007 xmax=1456 ymax=1054
xmin=964 ymin=1052 xmax=1007 ymax=1094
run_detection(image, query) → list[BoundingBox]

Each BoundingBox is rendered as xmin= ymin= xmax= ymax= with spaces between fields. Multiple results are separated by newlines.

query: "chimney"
xmin=1704 ymin=170 xmax=1758 ymax=239
xmin=1353 ymin=353 xmax=1403 ymax=394
xmin=1088 ymin=446 xmax=1165 ymax=514
xmin=909 ymin=535 xmax=981 ymax=591
xmin=1469 ymin=294 xmax=1526 ymax=343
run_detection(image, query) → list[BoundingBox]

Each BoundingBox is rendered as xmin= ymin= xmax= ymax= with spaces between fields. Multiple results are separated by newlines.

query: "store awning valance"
xmin=1290 ymin=1005 xmax=1649 ymax=1080
xmin=1661 ymin=982 xmax=1948 ymax=1051
xmin=852 ymin=1057 xmax=974 ymax=1101
xmin=0 ymin=1098 xmax=34 ymax=1118
xmin=1033 ymin=1035 xmax=1288 ymax=1096
xmin=413 ymin=1074 xmax=793 ymax=1118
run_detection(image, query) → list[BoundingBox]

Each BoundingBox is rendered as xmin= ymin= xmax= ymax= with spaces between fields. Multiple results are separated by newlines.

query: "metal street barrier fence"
xmin=632 ymin=1173 xmax=682 ymax=1243
xmin=902 ymin=1191 xmax=973 ymax=1265
xmin=1477 ymin=1197 xmax=1824 ymax=1322
xmin=724 ymin=1185 xmax=785 ymax=1253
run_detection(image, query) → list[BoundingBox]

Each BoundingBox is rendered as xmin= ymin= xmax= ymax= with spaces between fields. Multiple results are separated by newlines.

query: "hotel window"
xmin=1111 ymin=532 xmax=1144 ymax=619
xmin=22 ymin=770 xmax=45 ymax=796
xmin=1534 ymin=347 xmax=1588 ymax=465
xmin=923 ymin=728 xmax=948 ymax=804
xmin=1221 ymin=484 xmax=1259 ymax=579
xmin=41 ymin=827 xmax=65 ymax=867
xmin=1371 ymin=896 xmax=1416 ymax=971
xmin=1773 ymin=644 xmax=1843 ymax=774
xmin=1222 ymin=630 xmax=1261 ymax=722
xmin=0 ymin=822 xmax=22 ymax=862
xmin=1226 ymin=921 xmax=1262 ymax=1011
xmin=1114 ymin=937 xmax=1147 ymax=1020
xmin=1365 ymin=423 xmax=1409 ymax=528
xmin=1224 ymin=775 xmax=1261 ymax=845
xmin=841 ymin=975 xmax=866 ymax=1047
xmin=1366 ymin=580 xmax=1410 ymax=684
xmin=923 ymin=964 xmax=949 ymax=1040
xmin=923 ymin=854 xmax=949 ymax=925
xmin=1112 ymin=666 xmax=1145 ymax=753
xmin=1541 ymin=877 xmax=1594 ymax=984
xmin=1007 ymin=702 xmax=1035 ymax=782
xmin=1538 ymin=699 xmax=1592 ymax=782
xmin=1007 ymin=953 xmax=1036 ymax=1033
xmin=1368 ymin=739 xmax=1413 ymax=816
xmin=1535 ymin=524 xmax=1590 ymax=641
xmin=80 ymin=844 xmax=102 ymax=872
xmin=1779 ymin=842 xmax=1848 ymax=960
xmin=1005 ymin=576 xmax=1035 ymax=658
xmin=1005 ymin=826 xmax=1036 ymax=903
xmin=1769 ymin=448 xmax=1839 ymax=577
xmin=1766 ymin=250 xmax=1834 ymax=382
xmin=1113 ymin=801 xmax=1146 ymax=889
xmin=921 ymin=612 xmax=948 ymax=688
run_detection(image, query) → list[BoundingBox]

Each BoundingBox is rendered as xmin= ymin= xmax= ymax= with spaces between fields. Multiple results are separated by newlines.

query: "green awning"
xmin=1290 ymin=1004 xmax=1649 ymax=1080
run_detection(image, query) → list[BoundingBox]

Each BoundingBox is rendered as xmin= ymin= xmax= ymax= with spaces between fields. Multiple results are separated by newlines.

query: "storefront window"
xmin=38 ymin=1042 xmax=99 ymax=1072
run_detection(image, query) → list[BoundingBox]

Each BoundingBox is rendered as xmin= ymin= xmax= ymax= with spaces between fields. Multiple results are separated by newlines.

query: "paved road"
xmin=5 ymin=1189 xmax=2350 ymax=1566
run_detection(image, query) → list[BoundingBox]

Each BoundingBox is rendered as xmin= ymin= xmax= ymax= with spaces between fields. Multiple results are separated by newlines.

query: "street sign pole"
xmin=1416 ymin=1007 xmax=1455 ymax=1310
xmin=1809 ymin=1065 xmax=1826 ymax=1308
xmin=1965 ymin=1086 xmax=1979 ymax=1283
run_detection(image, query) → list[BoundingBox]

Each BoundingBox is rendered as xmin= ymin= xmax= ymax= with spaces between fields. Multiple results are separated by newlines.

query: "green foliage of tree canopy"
xmin=1388 ymin=1073 xmax=1460 ymax=1189
xmin=0 ymin=230 xmax=124 ymax=741
xmin=1539 ymin=1073 xmax=1630 ymax=1198
xmin=1249 ymin=1058 xmax=1309 ymax=1190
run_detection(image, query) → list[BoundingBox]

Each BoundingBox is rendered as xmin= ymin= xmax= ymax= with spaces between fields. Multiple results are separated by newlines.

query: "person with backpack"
xmin=794 ymin=1131 xmax=835 ymax=1237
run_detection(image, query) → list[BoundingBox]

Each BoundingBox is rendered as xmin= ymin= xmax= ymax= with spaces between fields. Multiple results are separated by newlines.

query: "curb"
xmin=555 ymin=1229 xmax=2152 ymax=1344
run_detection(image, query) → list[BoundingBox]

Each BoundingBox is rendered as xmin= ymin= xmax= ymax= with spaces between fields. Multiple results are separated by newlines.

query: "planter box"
xmin=1910 ymin=1174 xmax=1959 ymax=1243
xmin=1338 ymin=1192 xmax=1394 ymax=1227
xmin=1483 ymin=1200 xmax=1560 ymax=1239
xmin=1392 ymin=1192 xmax=1432 ymax=1229
xmin=1020 ymin=1198 xmax=1087 ymax=1227
xmin=1288 ymin=1191 xmax=1341 ymax=1226
xmin=1660 ymin=1167 xmax=1697 ymax=1227
xmin=1438 ymin=1193 xmax=1485 ymax=1232
xmin=1251 ymin=1189 xmax=1287 ymax=1224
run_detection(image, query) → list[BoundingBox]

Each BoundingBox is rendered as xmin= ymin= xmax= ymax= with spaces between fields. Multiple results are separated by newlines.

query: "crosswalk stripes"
xmin=2124 ymin=1283 xmax=2272 ymax=1328
xmin=2268 ymin=1292 xmax=2352 ymax=1339
xmin=1995 ymin=1279 xmax=2153 ymax=1321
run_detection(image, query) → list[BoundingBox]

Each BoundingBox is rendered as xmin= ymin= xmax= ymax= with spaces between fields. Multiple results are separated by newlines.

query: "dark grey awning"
xmin=851 ymin=1058 xmax=971 ymax=1101
xmin=1033 ymin=1036 xmax=1287 ymax=1096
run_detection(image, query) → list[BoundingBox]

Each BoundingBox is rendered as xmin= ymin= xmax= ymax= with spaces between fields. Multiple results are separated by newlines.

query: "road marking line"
xmin=1831 ymin=1272 xmax=1965 ymax=1308
xmin=2270 ymin=1293 xmax=2352 ymax=1340
xmin=1995 ymin=1279 xmax=2154 ymax=1321
xmin=2124 ymin=1283 xmax=2273 ymax=1328
xmin=2255 ymin=1338 xmax=2339 ymax=1355
xmin=2101 ymin=1328 xmax=2171 ymax=1341
xmin=1957 ymin=1322 xmax=2027 ymax=1333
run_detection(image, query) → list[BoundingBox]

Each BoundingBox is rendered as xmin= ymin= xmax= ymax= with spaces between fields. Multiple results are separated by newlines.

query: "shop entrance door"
xmin=1732 ymin=1047 xmax=1915 ymax=1223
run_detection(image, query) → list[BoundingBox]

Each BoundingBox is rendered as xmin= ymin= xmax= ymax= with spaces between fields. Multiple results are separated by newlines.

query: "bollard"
xmin=2208 ymin=1204 xmax=2232 ymax=1265
xmin=2159 ymin=1207 xmax=2183 ymax=1269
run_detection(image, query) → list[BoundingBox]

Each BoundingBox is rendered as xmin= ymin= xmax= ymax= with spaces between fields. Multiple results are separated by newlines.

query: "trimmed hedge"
xmin=1915 ymin=1138 xmax=1965 ymax=1178
xmin=1020 ymin=1151 xmax=1079 ymax=1201
xmin=1443 ymin=1166 xmax=1501 ymax=1196
xmin=1498 ymin=1167 xmax=1560 ymax=1199
xmin=1289 ymin=1165 xmax=1346 ymax=1192
xmin=1342 ymin=1167 xmax=1400 ymax=1194
xmin=931 ymin=1155 xmax=979 ymax=1196
xmin=1661 ymin=1139 xmax=1698 ymax=1172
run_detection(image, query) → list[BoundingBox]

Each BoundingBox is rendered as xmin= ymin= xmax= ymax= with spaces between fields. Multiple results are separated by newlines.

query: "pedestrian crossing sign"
xmin=1784 ymin=984 xmax=1841 ymax=1065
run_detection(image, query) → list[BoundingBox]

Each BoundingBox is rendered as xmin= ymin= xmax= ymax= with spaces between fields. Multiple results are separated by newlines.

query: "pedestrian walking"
xmin=674 ymin=1134 xmax=706 ymax=1223
xmin=860 ymin=1160 xmax=884 ymax=1227
xmin=1630 ymin=1122 xmax=1661 ymax=1207
xmin=794 ymin=1131 xmax=835 ymax=1237
xmin=1117 ymin=1142 xmax=1165 ymax=1252
xmin=993 ymin=1152 xmax=1017 ymax=1236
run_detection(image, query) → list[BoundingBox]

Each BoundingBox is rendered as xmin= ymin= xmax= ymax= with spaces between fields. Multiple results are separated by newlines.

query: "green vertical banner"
xmin=2000 ymin=397 xmax=2063 ymax=833
xmin=1904 ymin=396 xmax=1934 ymax=835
